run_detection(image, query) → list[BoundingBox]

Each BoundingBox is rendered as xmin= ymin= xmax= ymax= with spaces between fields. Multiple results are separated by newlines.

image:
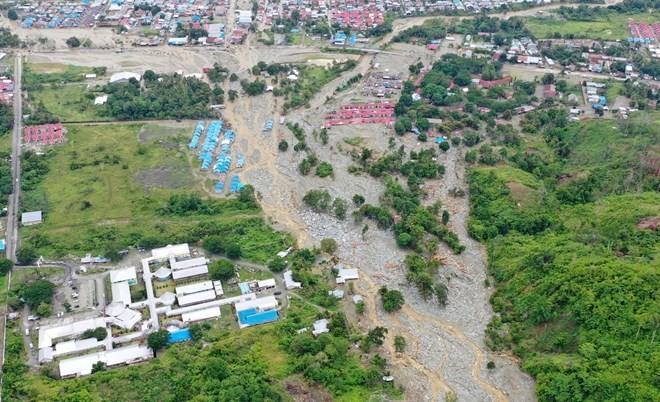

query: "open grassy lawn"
xmin=0 ymin=132 xmax=12 ymax=153
xmin=30 ymin=84 xmax=107 ymax=122
xmin=525 ymin=12 xmax=660 ymax=39
xmin=604 ymin=82 xmax=623 ymax=104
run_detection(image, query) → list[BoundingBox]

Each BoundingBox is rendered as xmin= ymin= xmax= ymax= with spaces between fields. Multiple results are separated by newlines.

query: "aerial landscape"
xmin=0 ymin=0 xmax=657 ymax=400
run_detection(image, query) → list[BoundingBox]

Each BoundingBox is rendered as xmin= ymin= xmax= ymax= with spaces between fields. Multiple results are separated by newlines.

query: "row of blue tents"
xmin=199 ymin=120 xmax=224 ymax=171
xmin=188 ymin=121 xmax=206 ymax=149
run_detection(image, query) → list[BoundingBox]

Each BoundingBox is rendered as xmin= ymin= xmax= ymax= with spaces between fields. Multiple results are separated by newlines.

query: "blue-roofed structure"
xmin=0 ymin=239 xmax=5 ymax=252
xmin=229 ymin=176 xmax=245 ymax=192
xmin=215 ymin=182 xmax=224 ymax=193
xmin=238 ymin=282 xmax=251 ymax=294
xmin=168 ymin=328 xmax=191 ymax=343
xmin=333 ymin=31 xmax=347 ymax=45
xmin=262 ymin=119 xmax=273 ymax=132
xmin=236 ymin=153 xmax=245 ymax=168
xmin=188 ymin=121 xmax=205 ymax=149
xmin=434 ymin=137 xmax=447 ymax=144
xmin=238 ymin=309 xmax=278 ymax=326
xmin=348 ymin=34 xmax=357 ymax=46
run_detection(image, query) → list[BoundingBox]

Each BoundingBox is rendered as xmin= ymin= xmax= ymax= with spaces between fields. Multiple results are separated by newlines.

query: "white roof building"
xmin=257 ymin=278 xmax=276 ymax=289
xmin=110 ymin=308 xmax=142 ymax=330
xmin=172 ymin=265 xmax=209 ymax=281
xmin=154 ymin=267 xmax=172 ymax=280
xmin=175 ymin=281 xmax=214 ymax=296
xmin=152 ymin=243 xmax=190 ymax=259
xmin=235 ymin=295 xmax=278 ymax=313
xmin=312 ymin=319 xmax=329 ymax=336
xmin=170 ymin=257 xmax=208 ymax=271
xmin=21 ymin=211 xmax=42 ymax=226
xmin=59 ymin=344 xmax=152 ymax=378
xmin=181 ymin=306 xmax=221 ymax=323
xmin=110 ymin=267 xmax=137 ymax=284
xmin=111 ymin=281 xmax=132 ymax=306
xmin=353 ymin=295 xmax=364 ymax=304
xmin=109 ymin=72 xmax=141 ymax=84
xmin=336 ymin=268 xmax=359 ymax=284
xmin=38 ymin=317 xmax=108 ymax=349
xmin=283 ymin=270 xmax=302 ymax=289
xmin=177 ymin=289 xmax=217 ymax=307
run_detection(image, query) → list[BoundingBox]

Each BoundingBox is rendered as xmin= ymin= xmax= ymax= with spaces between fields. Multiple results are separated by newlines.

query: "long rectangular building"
xmin=170 ymin=257 xmax=208 ymax=271
xmin=172 ymin=265 xmax=209 ymax=281
xmin=175 ymin=281 xmax=214 ymax=296
xmin=182 ymin=306 xmax=221 ymax=323
xmin=177 ymin=289 xmax=217 ymax=307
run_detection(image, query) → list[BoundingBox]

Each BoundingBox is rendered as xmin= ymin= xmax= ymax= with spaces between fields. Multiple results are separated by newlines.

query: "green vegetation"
xmin=103 ymin=73 xmax=213 ymax=120
xmin=29 ymin=84 xmax=106 ymax=122
xmin=19 ymin=124 xmax=291 ymax=263
xmin=8 ymin=299 xmax=401 ymax=401
xmin=81 ymin=327 xmax=108 ymax=341
xmin=209 ymin=259 xmax=236 ymax=281
xmin=0 ymin=27 xmax=20 ymax=48
xmin=379 ymin=286 xmax=404 ymax=313
xmin=469 ymin=110 xmax=660 ymax=401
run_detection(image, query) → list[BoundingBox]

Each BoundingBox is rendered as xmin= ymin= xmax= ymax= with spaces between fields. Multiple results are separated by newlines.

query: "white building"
xmin=59 ymin=344 xmax=152 ymax=378
xmin=181 ymin=306 xmax=221 ymax=323
xmin=21 ymin=211 xmax=42 ymax=226
xmin=312 ymin=319 xmax=329 ymax=336
xmin=110 ymin=267 xmax=137 ymax=285
xmin=152 ymin=243 xmax=190 ymax=260
xmin=177 ymin=290 xmax=217 ymax=307
xmin=336 ymin=268 xmax=359 ymax=284
xmin=235 ymin=295 xmax=279 ymax=313
xmin=175 ymin=281 xmax=214 ymax=296
xmin=172 ymin=265 xmax=209 ymax=281
xmin=283 ymin=270 xmax=302 ymax=290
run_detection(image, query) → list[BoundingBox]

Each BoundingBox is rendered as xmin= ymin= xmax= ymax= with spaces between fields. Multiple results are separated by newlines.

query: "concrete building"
xmin=172 ymin=265 xmax=209 ymax=281
xmin=111 ymin=281 xmax=132 ymax=305
xmin=312 ymin=319 xmax=329 ymax=336
xmin=336 ymin=268 xmax=359 ymax=284
xmin=151 ymin=243 xmax=190 ymax=260
xmin=38 ymin=317 xmax=108 ymax=350
xmin=170 ymin=257 xmax=208 ymax=271
xmin=175 ymin=281 xmax=214 ymax=296
xmin=21 ymin=211 xmax=42 ymax=226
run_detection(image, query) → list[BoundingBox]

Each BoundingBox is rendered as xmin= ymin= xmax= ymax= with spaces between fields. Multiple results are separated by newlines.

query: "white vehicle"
xmin=25 ymin=328 xmax=29 ymax=336
xmin=29 ymin=343 xmax=33 ymax=349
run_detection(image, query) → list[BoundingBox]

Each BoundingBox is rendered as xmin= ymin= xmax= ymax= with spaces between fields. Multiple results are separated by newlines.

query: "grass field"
xmin=19 ymin=123 xmax=291 ymax=260
xmin=29 ymin=63 xmax=91 ymax=74
xmin=525 ymin=12 xmax=660 ymax=39
xmin=30 ymin=84 xmax=107 ymax=122
xmin=0 ymin=132 xmax=12 ymax=153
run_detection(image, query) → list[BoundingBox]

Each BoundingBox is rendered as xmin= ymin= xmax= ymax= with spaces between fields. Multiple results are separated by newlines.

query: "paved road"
xmin=5 ymin=54 xmax=22 ymax=263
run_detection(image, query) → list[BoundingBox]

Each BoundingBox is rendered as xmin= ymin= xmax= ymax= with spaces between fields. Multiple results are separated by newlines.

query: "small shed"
xmin=21 ymin=211 xmax=42 ymax=226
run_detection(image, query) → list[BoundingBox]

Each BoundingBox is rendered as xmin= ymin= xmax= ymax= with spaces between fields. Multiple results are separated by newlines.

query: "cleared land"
xmin=525 ymin=12 xmax=660 ymax=39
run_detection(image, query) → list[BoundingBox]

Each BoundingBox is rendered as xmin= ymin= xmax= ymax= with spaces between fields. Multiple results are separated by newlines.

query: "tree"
xmin=81 ymin=38 xmax=92 ymax=48
xmin=320 ymin=238 xmax=337 ymax=254
xmin=332 ymin=198 xmax=348 ymax=220
xmin=435 ymin=283 xmax=448 ymax=306
xmin=36 ymin=302 xmax=52 ymax=317
xmin=225 ymin=243 xmax=242 ymax=260
xmin=21 ymin=279 xmax=55 ymax=308
xmin=394 ymin=120 xmax=406 ymax=135
xmin=367 ymin=326 xmax=388 ymax=346
xmin=16 ymin=246 xmax=37 ymax=265
xmin=394 ymin=335 xmax=406 ymax=353
xmin=541 ymin=73 xmax=555 ymax=85
xmin=439 ymin=141 xmax=450 ymax=152
xmin=189 ymin=324 xmax=203 ymax=341
xmin=147 ymin=330 xmax=170 ymax=357
xmin=91 ymin=361 xmax=106 ymax=374
xmin=65 ymin=37 xmax=81 ymax=48
xmin=442 ymin=210 xmax=450 ymax=225
xmin=278 ymin=140 xmax=289 ymax=152
xmin=229 ymin=73 xmax=239 ymax=82
xmin=203 ymin=235 xmax=226 ymax=254
xmin=356 ymin=301 xmax=365 ymax=315
xmin=228 ymin=90 xmax=238 ymax=101
xmin=0 ymin=257 xmax=13 ymax=276
xmin=454 ymin=71 xmax=472 ymax=86
xmin=487 ymin=361 xmax=496 ymax=369
xmin=379 ymin=287 xmax=404 ymax=313
xmin=237 ymin=184 xmax=257 ymax=206
xmin=7 ymin=9 xmax=18 ymax=21
xmin=267 ymin=257 xmax=287 ymax=272
xmin=82 ymin=327 xmax=107 ymax=341
xmin=352 ymin=194 xmax=365 ymax=206
xmin=209 ymin=259 xmax=236 ymax=281
xmin=143 ymin=70 xmax=159 ymax=82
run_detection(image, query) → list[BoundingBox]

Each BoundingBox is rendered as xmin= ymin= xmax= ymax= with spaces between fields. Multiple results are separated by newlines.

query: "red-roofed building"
xmin=479 ymin=77 xmax=512 ymax=89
